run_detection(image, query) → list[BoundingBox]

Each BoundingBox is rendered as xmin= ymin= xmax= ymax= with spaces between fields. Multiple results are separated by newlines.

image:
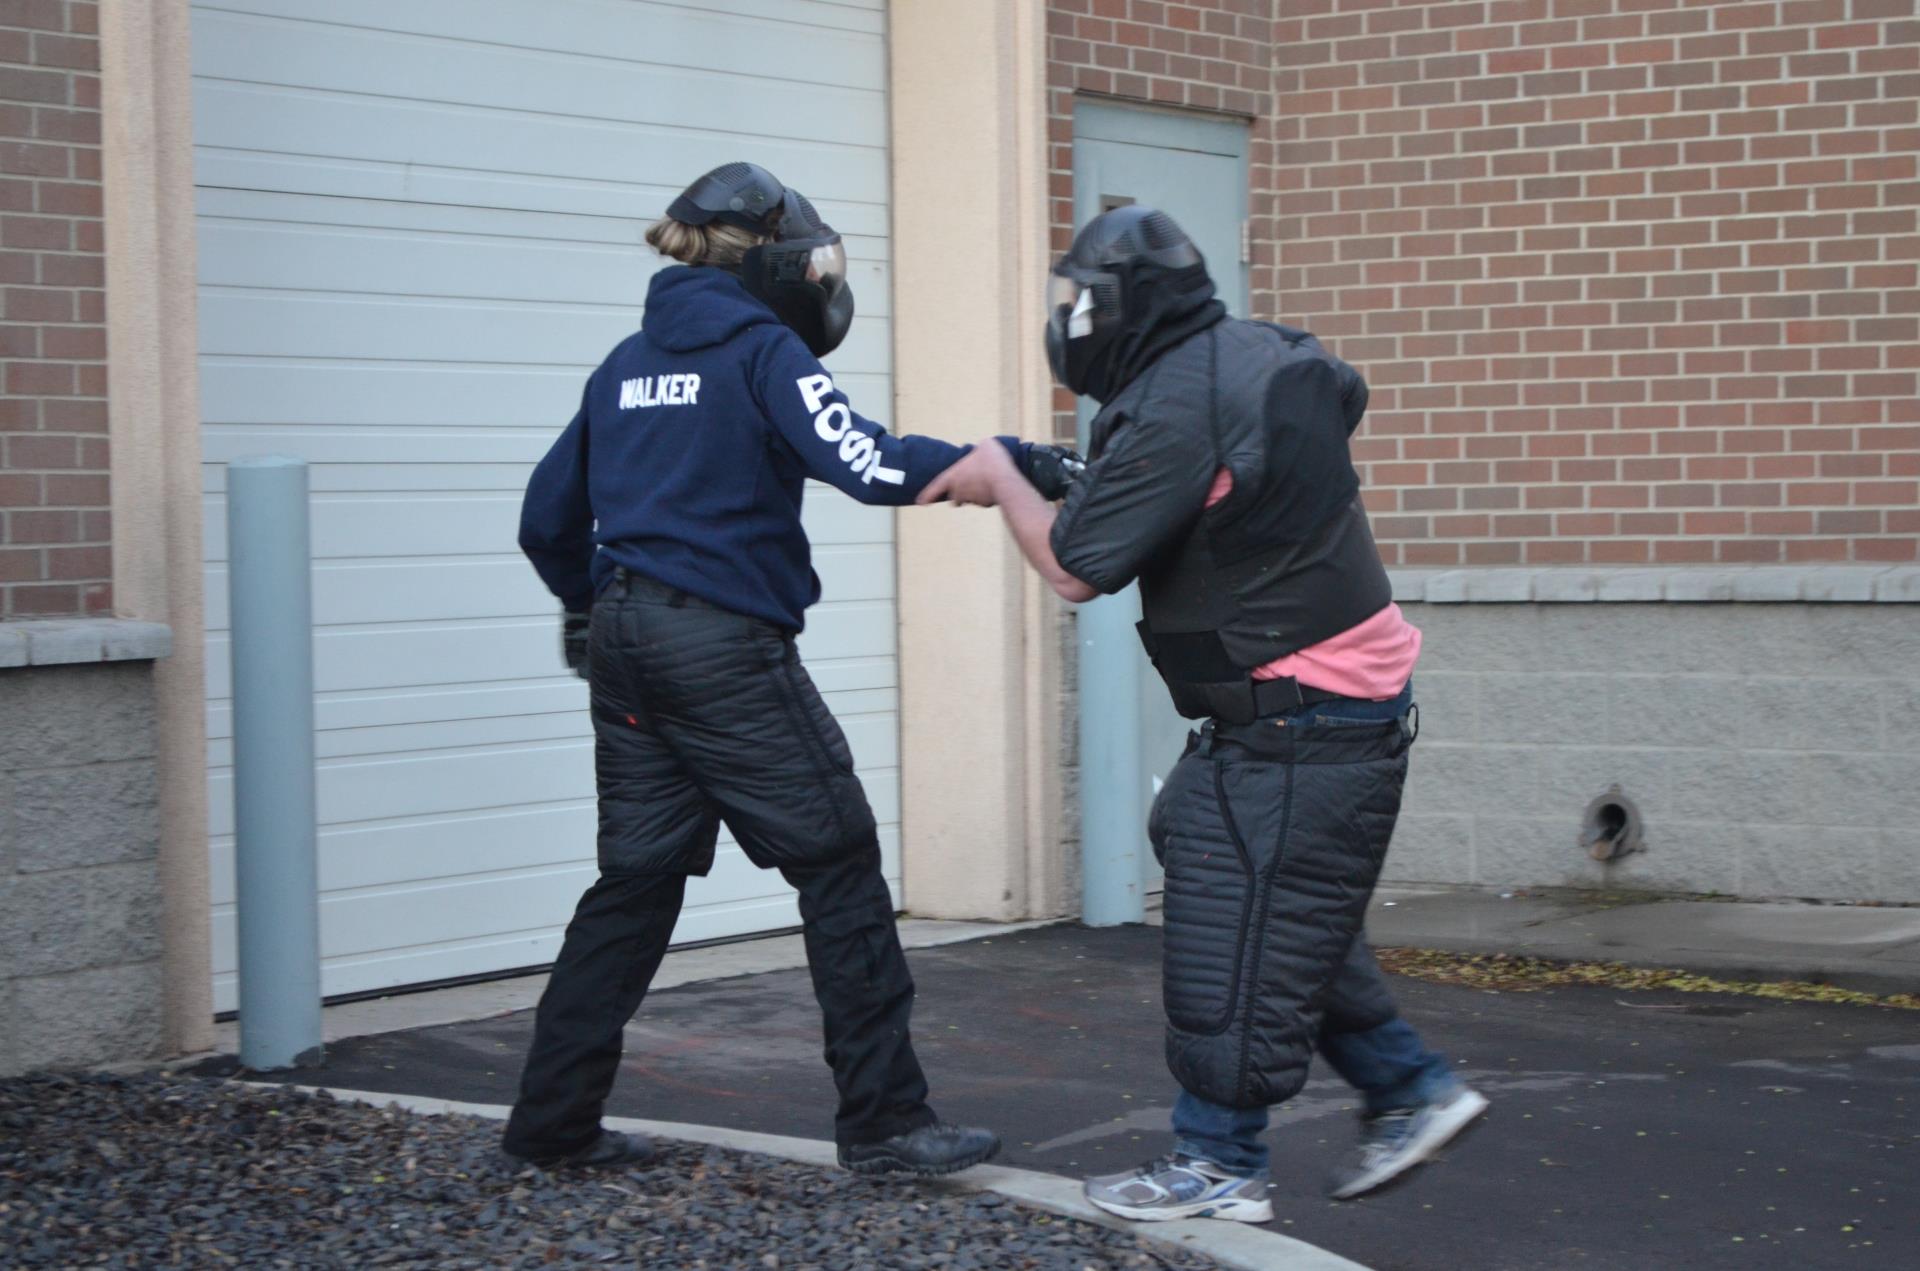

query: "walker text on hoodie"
xmin=618 ymin=373 xmax=702 ymax=409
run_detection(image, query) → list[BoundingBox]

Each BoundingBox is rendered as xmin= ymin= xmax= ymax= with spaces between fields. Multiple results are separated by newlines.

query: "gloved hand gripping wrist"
xmin=992 ymin=436 xmax=1086 ymax=502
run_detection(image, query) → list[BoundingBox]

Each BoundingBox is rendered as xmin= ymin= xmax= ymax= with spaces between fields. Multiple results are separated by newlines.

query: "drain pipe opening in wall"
xmin=1582 ymin=784 xmax=1646 ymax=863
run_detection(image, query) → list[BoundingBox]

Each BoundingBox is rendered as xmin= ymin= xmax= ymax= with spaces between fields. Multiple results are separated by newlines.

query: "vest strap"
xmin=1136 ymin=620 xmax=1343 ymax=723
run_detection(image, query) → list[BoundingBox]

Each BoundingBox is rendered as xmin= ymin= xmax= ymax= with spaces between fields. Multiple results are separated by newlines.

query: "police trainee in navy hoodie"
xmin=503 ymin=260 xmax=1003 ymax=1169
xmin=519 ymin=264 xmax=979 ymax=630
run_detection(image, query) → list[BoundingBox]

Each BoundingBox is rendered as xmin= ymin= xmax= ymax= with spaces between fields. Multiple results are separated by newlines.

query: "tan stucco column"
xmin=100 ymin=0 xmax=212 ymax=1055
xmin=889 ymin=0 xmax=1062 ymax=920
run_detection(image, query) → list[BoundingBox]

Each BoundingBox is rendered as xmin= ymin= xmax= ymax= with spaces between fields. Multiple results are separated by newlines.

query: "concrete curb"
xmin=277 ymin=1085 xmax=1372 ymax=1271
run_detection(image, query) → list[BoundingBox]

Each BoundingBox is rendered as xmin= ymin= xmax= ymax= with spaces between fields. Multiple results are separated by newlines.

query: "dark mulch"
xmin=0 ymin=1074 xmax=1223 ymax=1270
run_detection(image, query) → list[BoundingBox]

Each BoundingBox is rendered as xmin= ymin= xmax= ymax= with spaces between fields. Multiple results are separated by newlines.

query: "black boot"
xmin=505 ymin=1128 xmax=656 ymax=1171
xmin=838 ymin=1122 xmax=1000 ymax=1177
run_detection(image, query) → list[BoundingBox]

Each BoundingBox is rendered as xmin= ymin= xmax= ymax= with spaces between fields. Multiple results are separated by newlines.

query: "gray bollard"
xmin=1078 ymin=590 xmax=1145 ymax=926
xmin=227 ymin=456 xmax=324 ymax=1070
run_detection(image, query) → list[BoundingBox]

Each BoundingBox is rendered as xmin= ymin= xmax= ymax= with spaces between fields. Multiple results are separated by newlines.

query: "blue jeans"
xmin=1172 ymin=1017 xmax=1459 ymax=1178
xmin=1168 ymin=684 xmax=1454 ymax=1179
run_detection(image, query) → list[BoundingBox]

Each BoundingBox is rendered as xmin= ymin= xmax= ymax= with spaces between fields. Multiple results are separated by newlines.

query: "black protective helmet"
xmin=1046 ymin=206 xmax=1211 ymax=401
xmin=664 ymin=162 xmax=855 ymax=358
xmin=665 ymin=161 xmax=787 ymax=233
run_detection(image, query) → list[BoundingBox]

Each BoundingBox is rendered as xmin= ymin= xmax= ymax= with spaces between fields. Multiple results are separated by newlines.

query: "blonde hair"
xmin=645 ymin=217 xmax=762 ymax=267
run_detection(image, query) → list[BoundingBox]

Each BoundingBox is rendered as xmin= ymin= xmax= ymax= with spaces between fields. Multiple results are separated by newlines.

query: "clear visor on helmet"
xmin=1049 ymin=273 xmax=1096 ymax=339
xmin=806 ymin=240 xmax=847 ymax=290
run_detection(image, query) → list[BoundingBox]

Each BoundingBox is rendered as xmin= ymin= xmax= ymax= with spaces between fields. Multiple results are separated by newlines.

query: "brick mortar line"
xmin=1288 ymin=161 xmax=1915 ymax=182
xmin=1284 ymin=74 xmax=1918 ymax=107
xmin=1300 ymin=325 xmax=1915 ymax=339
xmin=1298 ymin=88 xmax=1920 ymax=126
xmin=1290 ymin=167 xmax=1920 ymax=195
xmin=1310 ymin=325 xmax=1919 ymax=341
xmin=1318 ymin=365 xmax=1920 ymax=381
xmin=1290 ymin=79 xmax=1920 ymax=113
xmin=1286 ymin=17 xmax=1910 ymax=51
xmin=1364 ymin=480 xmax=1914 ymax=493
xmin=0 ymin=958 xmax=163 ymax=987
xmin=1288 ymin=108 xmax=1915 ymax=134
xmin=1387 ymin=526 xmax=1920 ymax=534
xmin=1308 ymin=22 xmax=1907 ymax=46
xmin=1288 ymin=51 xmax=1910 ymax=82
xmin=1295 ymin=243 xmax=1915 ymax=272
xmin=1288 ymin=196 xmax=1920 ymax=228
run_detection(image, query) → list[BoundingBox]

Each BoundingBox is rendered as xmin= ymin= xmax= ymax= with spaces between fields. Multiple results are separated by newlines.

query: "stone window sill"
xmin=1390 ymin=566 xmax=1920 ymax=605
xmin=0 ymin=619 xmax=174 ymax=667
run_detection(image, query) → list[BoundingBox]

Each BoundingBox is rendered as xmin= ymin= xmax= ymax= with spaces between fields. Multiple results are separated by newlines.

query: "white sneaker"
xmin=1083 ymin=1154 xmax=1275 ymax=1223
xmin=1327 ymin=1085 xmax=1489 ymax=1200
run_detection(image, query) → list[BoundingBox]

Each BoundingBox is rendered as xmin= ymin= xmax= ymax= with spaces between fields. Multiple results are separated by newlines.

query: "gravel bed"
xmin=0 ymin=1074 xmax=1227 ymax=1270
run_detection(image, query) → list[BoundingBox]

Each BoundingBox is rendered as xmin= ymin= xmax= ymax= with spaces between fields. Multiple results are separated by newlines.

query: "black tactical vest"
xmin=1097 ymin=320 xmax=1393 ymax=720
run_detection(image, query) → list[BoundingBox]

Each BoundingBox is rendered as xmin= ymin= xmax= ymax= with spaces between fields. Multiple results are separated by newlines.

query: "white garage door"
xmin=192 ymin=0 xmax=899 ymax=1012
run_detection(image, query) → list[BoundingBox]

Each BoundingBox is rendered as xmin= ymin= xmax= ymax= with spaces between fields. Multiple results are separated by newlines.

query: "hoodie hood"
xmin=642 ymin=264 xmax=782 ymax=353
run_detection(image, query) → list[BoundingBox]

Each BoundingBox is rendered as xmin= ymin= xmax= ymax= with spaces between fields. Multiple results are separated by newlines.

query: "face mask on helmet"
xmin=1045 ymin=268 xmax=1125 ymax=397
xmin=740 ymin=189 xmax=854 ymax=357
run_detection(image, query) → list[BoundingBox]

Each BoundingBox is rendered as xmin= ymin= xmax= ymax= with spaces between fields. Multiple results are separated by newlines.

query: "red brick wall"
xmin=0 ymin=0 xmax=106 ymax=618
xmin=1048 ymin=0 xmax=1920 ymax=566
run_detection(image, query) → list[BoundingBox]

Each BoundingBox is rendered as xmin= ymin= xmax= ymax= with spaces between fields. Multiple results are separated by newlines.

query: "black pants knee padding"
xmin=1153 ymin=722 xmax=1410 ymax=1109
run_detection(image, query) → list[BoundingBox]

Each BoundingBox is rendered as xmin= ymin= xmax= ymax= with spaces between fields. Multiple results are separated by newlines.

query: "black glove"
xmin=562 ymin=610 xmax=591 ymax=680
xmin=1018 ymin=443 xmax=1086 ymax=502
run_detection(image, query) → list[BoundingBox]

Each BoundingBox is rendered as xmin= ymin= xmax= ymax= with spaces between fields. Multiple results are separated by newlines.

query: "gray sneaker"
xmin=1084 ymin=1155 xmax=1275 ymax=1223
xmin=1328 ymin=1085 xmax=1489 ymax=1200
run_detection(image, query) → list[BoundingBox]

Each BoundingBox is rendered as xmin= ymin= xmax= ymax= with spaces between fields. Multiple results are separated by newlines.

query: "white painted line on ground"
xmin=277 ymin=1086 xmax=1373 ymax=1271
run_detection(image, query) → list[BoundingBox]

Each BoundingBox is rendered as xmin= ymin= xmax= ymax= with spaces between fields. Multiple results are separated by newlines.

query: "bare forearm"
xmin=993 ymin=468 xmax=1098 ymax=603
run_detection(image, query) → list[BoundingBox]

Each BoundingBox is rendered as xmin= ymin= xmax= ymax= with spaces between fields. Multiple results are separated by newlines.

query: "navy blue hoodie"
xmin=519 ymin=266 xmax=974 ymax=631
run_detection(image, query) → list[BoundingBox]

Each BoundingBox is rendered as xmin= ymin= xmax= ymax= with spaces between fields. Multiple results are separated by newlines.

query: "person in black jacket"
xmin=507 ymin=162 xmax=1069 ymax=1176
xmin=924 ymin=206 xmax=1486 ymax=1220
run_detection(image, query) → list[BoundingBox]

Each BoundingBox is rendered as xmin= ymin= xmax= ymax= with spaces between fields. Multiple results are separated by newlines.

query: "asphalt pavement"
xmin=250 ymin=923 xmax=1920 ymax=1271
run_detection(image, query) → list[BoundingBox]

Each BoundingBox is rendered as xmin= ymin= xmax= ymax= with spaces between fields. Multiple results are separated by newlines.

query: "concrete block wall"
xmin=1389 ymin=577 xmax=1920 ymax=902
xmin=0 ymin=654 xmax=166 ymax=1074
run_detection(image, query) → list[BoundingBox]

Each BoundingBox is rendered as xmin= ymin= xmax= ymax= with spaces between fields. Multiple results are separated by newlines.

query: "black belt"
xmin=606 ymin=567 xmax=721 ymax=610
xmin=1164 ymin=675 xmax=1345 ymax=726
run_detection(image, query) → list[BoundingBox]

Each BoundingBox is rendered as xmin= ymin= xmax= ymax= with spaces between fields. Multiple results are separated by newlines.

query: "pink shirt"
xmin=1205 ymin=469 xmax=1420 ymax=700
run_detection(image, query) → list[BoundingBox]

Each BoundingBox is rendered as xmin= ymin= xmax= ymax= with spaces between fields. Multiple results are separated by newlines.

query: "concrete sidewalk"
xmin=1364 ymin=886 xmax=1920 ymax=996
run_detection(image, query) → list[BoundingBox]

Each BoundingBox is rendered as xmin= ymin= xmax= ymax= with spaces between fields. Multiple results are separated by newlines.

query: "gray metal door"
xmin=1072 ymin=102 xmax=1248 ymax=916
